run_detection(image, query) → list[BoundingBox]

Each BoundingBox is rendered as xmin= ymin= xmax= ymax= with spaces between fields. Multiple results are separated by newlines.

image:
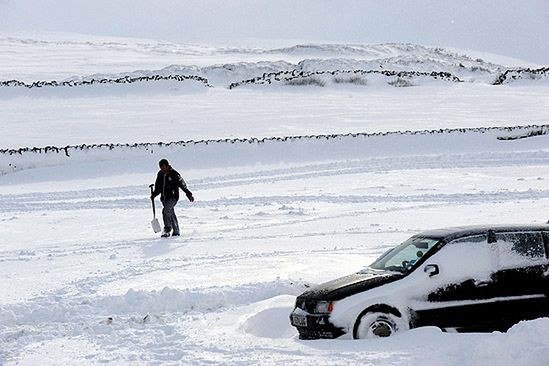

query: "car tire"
xmin=353 ymin=312 xmax=404 ymax=339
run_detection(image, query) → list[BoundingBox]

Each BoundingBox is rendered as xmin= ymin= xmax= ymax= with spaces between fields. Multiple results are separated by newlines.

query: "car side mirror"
xmin=424 ymin=264 xmax=439 ymax=277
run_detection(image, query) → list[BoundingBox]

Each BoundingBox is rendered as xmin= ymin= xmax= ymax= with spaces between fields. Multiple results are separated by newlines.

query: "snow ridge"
xmin=228 ymin=69 xmax=462 ymax=89
xmin=0 ymin=38 xmax=513 ymax=87
xmin=1 ymin=124 xmax=547 ymax=176
xmin=2 ymin=124 xmax=546 ymax=156
xmin=3 ymin=65 xmax=548 ymax=92
xmin=493 ymin=67 xmax=549 ymax=85
xmin=0 ymin=280 xmax=308 ymax=364
xmin=0 ymin=74 xmax=211 ymax=89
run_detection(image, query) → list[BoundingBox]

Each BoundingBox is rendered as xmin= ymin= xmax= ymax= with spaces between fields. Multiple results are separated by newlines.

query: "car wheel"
xmin=353 ymin=312 xmax=403 ymax=339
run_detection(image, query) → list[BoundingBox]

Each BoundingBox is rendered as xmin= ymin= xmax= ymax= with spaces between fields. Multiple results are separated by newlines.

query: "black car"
xmin=290 ymin=224 xmax=549 ymax=339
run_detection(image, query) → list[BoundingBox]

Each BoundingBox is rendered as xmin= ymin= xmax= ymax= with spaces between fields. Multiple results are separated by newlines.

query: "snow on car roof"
xmin=417 ymin=224 xmax=549 ymax=242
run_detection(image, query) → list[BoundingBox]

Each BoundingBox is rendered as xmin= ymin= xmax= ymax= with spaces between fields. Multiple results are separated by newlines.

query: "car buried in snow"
xmin=290 ymin=224 xmax=549 ymax=339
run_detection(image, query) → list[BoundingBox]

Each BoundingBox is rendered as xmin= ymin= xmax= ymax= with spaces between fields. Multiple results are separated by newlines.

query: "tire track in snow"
xmin=0 ymin=201 xmax=429 ymax=264
xmin=0 ymin=225 xmax=407 ymax=265
xmin=1 ymin=189 xmax=547 ymax=213
xmin=2 ymin=150 xmax=548 ymax=204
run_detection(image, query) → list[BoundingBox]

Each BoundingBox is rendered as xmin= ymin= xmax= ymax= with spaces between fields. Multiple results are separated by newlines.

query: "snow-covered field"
xmin=1 ymin=33 xmax=549 ymax=149
xmin=1 ymin=19 xmax=549 ymax=366
xmin=2 ymin=126 xmax=549 ymax=365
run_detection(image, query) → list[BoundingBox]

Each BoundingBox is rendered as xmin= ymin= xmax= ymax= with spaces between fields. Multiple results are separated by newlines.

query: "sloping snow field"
xmin=1 ymin=33 xmax=549 ymax=149
xmin=1 ymin=30 xmax=549 ymax=365
xmin=2 ymin=127 xmax=549 ymax=365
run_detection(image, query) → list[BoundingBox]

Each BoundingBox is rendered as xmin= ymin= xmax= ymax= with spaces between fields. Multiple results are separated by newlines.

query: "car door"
xmin=491 ymin=231 xmax=549 ymax=327
xmin=412 ymin=234 xmax=501 ymax=331
xmin=543 ymin=232 xmax=549 ymax=296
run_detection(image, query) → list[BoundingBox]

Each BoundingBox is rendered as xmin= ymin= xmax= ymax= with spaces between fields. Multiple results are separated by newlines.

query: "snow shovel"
xmin=149 ymin=184 xmax=162 ymax=233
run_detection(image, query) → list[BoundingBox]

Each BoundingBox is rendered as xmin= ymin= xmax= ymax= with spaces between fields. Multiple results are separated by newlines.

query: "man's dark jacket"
xmin=153 ymin=166 xmax=192 ymax=202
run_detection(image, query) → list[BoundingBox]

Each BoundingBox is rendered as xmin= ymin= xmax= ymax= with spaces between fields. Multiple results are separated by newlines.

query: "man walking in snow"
xmin=151 ymin=159 xmax=194 ymax=237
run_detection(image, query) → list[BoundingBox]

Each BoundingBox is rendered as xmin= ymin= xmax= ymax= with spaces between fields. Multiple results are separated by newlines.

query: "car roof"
xmin=416 ymin=224 xmax=549 ymax=242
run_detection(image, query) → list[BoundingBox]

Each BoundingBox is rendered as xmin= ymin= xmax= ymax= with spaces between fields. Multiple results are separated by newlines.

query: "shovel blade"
xmin=151 ymin=218 xmax=162 ymax=233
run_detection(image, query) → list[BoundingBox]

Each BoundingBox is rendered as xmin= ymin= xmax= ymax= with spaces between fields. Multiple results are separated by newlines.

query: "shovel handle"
xmin=149 ymin=184 xmax=156 ymax=218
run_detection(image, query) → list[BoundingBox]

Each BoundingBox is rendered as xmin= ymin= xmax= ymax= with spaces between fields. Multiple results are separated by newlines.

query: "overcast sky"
xmin=2 ymin=0 xmax=548 ymax=62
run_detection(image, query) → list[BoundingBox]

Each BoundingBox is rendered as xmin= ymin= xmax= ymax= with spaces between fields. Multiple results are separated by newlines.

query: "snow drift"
xmin=2 ymin=125 xmax=548 ymax=176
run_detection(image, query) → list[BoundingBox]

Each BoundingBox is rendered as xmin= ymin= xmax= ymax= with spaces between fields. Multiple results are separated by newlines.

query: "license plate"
xmin=292 ymin=314 xmax=307 ymax=327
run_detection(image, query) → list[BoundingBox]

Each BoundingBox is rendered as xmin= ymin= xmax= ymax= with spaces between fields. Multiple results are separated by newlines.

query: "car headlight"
xmin=314 ymin=301 xmax=333 ymax=314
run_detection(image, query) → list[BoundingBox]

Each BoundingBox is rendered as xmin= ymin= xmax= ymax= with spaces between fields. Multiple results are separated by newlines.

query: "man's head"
xmin=159 ymin=159 xmax=170 ymax=173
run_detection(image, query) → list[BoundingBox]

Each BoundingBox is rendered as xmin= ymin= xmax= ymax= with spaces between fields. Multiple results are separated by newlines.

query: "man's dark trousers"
xmin=162 ymin=198 xmax=180 ymax=235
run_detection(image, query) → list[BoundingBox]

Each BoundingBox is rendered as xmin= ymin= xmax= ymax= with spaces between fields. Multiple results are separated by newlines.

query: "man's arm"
xmin=176 ymin=172 xmax=194 ymax=202
xmin=183 ymin=187 xmax=194 ymax=202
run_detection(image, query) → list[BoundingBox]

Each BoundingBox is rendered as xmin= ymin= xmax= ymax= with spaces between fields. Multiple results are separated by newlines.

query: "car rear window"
xmin=495 ymin=232 xmax=547 ymax=268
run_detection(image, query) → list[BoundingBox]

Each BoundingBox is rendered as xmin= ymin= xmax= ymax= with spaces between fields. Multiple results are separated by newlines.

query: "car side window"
xmin=495 ymin=232 xmax=547 ymax=269
xmin=449 ymin=234 xmax=487 ymax=245
xmin=431 ymin=234 xmax=493 ymax=281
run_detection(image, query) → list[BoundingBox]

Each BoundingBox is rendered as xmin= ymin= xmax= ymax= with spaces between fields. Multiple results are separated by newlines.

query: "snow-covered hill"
xmin=0 ymin=36 xmax=505 ymax=84
xmin=0 ymin=35 xmax=531 ymax=87
xmin=2 ymin=0 xmax=549 ymax=63
xmin=1 ymin=33 xmax=549 ymax=150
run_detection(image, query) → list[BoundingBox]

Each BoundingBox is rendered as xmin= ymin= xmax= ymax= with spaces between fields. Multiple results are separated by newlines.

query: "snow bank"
xmin=96 ymin=280 xmax=307 ymax=316
xmin=0 ymin=280 xmax=308 ymax=363
xmin=373 ymin=319 xmax=549 ymax=366
xmin=228 ymin=69 xmax=461 ymax=89
xmin=2 ymin=62 xmax=547 ymax=97
xmin=0 ymin=74 xmax=211 ymax=99
xmin=123 ymin=60 xmax=296 ymax=87
xmin=3 ymin=279 xmax=308 ymax=327
xmin=241 ymin=305 xmax=297 ymax=338
xmin=1 ymin=125 xmax=548 ymax=176
xmin=0 ymin=74 xmax=211 ymax=89
xmin=494 ymin=67 xmax=549 ymax=85
xmin=3 ymin=65 xmax=548 ymax=97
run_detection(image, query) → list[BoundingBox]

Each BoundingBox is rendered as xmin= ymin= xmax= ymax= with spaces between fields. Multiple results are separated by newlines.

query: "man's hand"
xmin=150 ymin=194 xmax=155 ymax=200
xmin=187 ymin=193 xmax=194 ymax=202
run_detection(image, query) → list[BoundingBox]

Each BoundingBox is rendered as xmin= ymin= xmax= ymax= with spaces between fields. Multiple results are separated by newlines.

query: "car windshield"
xmin=369 ymin=236 xmax=441 ymax=273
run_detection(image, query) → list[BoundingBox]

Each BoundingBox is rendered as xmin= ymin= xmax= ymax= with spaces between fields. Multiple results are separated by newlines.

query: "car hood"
xmin=298 ymin=270 xmax=403 ymax=302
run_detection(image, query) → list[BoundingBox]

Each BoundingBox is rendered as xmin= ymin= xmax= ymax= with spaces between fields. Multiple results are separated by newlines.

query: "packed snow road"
xmin=1 ymin=129 xmax=549 ymax=365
